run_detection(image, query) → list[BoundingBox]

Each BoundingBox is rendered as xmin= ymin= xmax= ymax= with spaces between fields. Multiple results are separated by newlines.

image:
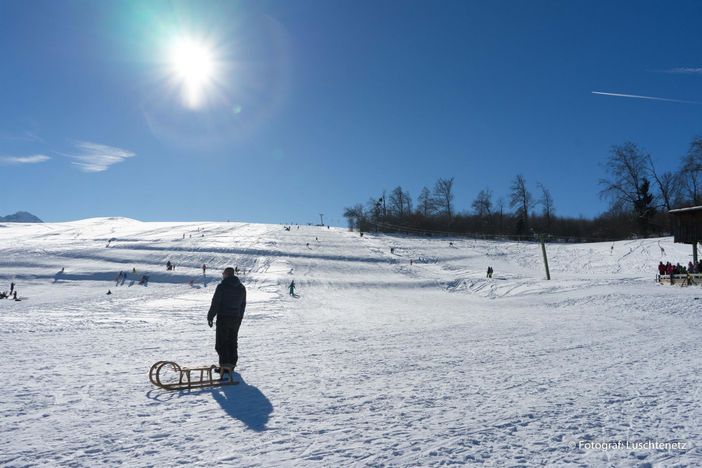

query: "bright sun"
xmin=168 ymin=37 xmax=216 ymax=109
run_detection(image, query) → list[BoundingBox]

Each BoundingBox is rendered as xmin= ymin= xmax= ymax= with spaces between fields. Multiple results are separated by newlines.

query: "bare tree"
xmin=680 ymin=137 xmax=702 ymax=205
xmin=510 ymin=174 xmax=533 ymax=233
xmin=537 ymin=182 xmax=555 ymax=231
xmin=600 ymin=142 xmax=649 ymax=207
xmin=380 ymin=190 xmax=387 ymax=218
xmin=389 ymin=186 xmax=412 ymax=217
xmin=472 ymin=188 xmax=492 ymax=218
xmin=389 ymin=186 xmax=406 ymax=217
xmin=432 ymin=177 xmax=455 ymax=223
xmin=417 ymin=186 xmax=434 ymax=217
xmin=599 ymin=142 xmax=656 ymax=235
xmin=343 ymin=204 xmax=366 ymax=231
xmin=647 ymin=155 xmax=679 ymax=212
xmin=496 ymin=197 xmax=505 ymax=233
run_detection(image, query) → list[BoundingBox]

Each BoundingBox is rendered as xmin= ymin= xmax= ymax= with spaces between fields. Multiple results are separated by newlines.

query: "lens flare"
xmin=168 ymin=36 xmax=216 ymax=109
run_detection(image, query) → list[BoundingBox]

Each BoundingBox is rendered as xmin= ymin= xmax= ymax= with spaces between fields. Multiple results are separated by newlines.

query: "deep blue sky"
xmin=1 ymin=0 xmax=701 ymax=224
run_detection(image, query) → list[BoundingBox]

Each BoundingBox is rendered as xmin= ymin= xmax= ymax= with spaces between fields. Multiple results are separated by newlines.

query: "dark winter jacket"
xmin=207 ymin=276 xmax=246 ymax=323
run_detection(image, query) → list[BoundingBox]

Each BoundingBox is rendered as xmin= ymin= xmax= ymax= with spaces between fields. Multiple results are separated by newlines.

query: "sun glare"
xmin=168 ymin=37 xmax=216 ymax=109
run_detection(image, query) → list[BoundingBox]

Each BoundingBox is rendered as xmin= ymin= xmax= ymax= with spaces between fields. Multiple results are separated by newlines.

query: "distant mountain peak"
xmin=0 ymin=211 xmax=43 ymax=223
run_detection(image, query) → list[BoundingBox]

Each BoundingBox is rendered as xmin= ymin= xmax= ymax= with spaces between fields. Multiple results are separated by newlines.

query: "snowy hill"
xmin=0 ymin=218 xmax=700 ymax=466
xmin=0 ymin=211 xmax=43 ymax=223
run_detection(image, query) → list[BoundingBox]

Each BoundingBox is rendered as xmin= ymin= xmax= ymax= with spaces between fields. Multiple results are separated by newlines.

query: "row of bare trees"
xmin=343 ymin=175 xmax=575 ymax=239
xmin=343 ymin=135 xmax=702 ymax=240
xmin=599 ymin=138 xmax=702 ymax=236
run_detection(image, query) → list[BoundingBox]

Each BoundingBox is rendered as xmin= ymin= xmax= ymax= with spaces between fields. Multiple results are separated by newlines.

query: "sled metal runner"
xmin=149 ymin=361 xmax=238 ymax=390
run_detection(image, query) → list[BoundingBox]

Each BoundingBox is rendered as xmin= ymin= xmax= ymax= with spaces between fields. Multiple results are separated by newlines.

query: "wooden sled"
xmin=149 ymin=361 xmax=238 ymax=390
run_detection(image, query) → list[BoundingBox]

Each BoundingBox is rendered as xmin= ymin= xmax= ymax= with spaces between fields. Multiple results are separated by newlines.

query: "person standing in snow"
xmin=289 ymin=280 xmax=296 ymax=296
xmin=10 ymin=282 xmax=15 ymax=294
xmin=207 ymin=267 xmax=247 ymax=376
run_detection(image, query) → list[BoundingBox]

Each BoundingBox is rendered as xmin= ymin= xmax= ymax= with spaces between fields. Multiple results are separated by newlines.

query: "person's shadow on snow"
xmin=210 ymin=372 xmax=272 ymax=431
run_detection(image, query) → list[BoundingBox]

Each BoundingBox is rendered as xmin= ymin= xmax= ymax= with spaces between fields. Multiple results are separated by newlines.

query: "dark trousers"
xmin=215 ymin=318 xmax=242 ymax=367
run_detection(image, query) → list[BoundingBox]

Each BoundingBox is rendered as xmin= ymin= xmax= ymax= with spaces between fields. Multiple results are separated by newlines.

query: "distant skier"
xmin=487 ymin=266 xmax=493 ymax=278
xmin=234 ymin=266 xmax=239 ymax=274
xmin=207 ymin=267 xmax=247 ymax=378
xmin=107 ymin=290 xmax=112 ymax=295
xmin=202 ymin=264 xmax=207 ymax=275
xmin=167 ymin=261 xmax=172 ymax=271
xmin=10 ymin=282 xmax=14 ymax=294
xmin=390 ymin=247 xmax=395 ymax=254
xmin=13 ymin=291 xmax=18 ymax=301
xmin=289 ymin=280 xmax=296 ymax=296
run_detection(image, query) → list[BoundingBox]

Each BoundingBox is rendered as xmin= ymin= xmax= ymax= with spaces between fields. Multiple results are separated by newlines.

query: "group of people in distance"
xmin=658 ymin=260 xmax=702 ymax=276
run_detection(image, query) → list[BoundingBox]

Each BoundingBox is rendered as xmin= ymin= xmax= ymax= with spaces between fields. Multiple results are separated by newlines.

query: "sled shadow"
xmin=210 ymin=373 xmax=273 ymax=432
xmin=145 ymin=389 xmax=178 ymax=402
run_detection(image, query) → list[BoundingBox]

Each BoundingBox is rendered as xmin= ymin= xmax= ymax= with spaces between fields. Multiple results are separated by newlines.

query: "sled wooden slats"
xmin=149 ymin=361 xmax=238 ymax=390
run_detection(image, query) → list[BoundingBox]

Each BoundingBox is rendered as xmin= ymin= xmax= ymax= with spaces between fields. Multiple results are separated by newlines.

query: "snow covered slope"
xmin=1 ymin=218 xmax=700 ymax=466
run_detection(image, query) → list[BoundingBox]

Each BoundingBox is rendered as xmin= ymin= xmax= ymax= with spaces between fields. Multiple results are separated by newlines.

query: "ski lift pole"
xmin=540 ymin=234 xmax=551 ymax=280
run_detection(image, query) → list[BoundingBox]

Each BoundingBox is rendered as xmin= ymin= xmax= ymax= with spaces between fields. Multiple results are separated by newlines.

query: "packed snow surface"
xmin=1 ymin=218 xmax=700 ymax=466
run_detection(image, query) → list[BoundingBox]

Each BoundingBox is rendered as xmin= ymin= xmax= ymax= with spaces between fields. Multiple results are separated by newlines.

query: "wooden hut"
xmin=669 ymin=206 xmax=702 ymax=263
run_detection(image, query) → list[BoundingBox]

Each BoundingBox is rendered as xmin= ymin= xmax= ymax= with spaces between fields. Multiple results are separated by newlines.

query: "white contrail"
xmin=663 ymin=67 xmax=702 ymax=74
xmin=592 ymin=91 xmax=702 ymax=105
